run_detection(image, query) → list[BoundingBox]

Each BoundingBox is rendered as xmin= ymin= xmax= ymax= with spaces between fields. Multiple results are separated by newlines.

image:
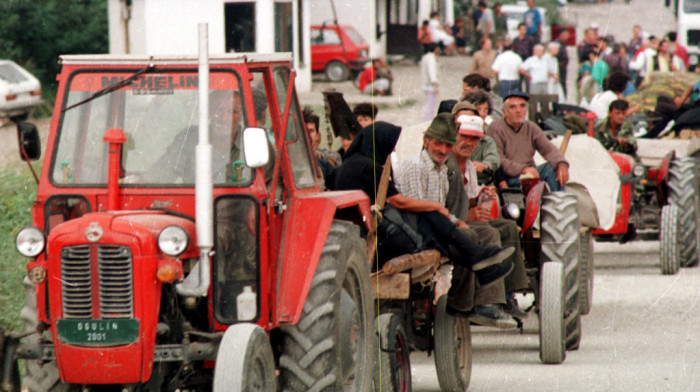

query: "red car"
xmin=311 ymin=24 xmax=369 ymax=82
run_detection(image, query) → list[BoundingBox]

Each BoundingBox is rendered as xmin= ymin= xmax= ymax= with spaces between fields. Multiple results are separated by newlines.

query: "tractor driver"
xmin=593 ymin=99 xmax=637 ymax=157
xmin=488 ymin=90 xmax=569 ymax=192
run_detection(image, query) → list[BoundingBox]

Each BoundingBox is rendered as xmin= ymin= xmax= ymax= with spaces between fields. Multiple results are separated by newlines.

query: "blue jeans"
xmin=498 ymin=80 xmax=521 ymax=99
xmin=497 ymin=163 xmax=564 ymax=192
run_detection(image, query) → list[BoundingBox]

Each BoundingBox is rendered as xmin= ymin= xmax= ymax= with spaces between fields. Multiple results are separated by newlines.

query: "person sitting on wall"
xmin=358 ymin=58 xmax=393 ymax=96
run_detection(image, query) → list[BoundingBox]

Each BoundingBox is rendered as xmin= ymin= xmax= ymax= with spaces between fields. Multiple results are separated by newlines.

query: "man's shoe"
xmin=445 ymin=305 xmax=473 ymax=319
xmin=476 ymin=259 xmax=514 ymax=288
xmin=472 ymin=246 xmax=515 ymax=271
xmin=503 ymin=297 xmax=528 ymax=319
xmin=469 ymin=305 xmax=518 ymax=329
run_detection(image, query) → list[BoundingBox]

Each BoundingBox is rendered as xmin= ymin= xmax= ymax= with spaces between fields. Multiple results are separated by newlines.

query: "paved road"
xmin=410 ymin=239 xmax=700 ymax=391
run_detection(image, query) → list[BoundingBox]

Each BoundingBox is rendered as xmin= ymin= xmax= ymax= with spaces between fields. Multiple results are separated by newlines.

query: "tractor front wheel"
xmin=279 ymin=220 xmax=374 ymax=391
xmin=375 ymin=313 xmax=411 ymax=392
xmin=539 ymin=262 xmax=565 ymax=364
xmin=213 ymin=324 xmax=276 ymax=392
xmin=434 ymin=295 xmax=472 ymax=391
xmin=667 ymin=157 xmax=700 ymax=267
xmin=660 ymin=204 xmax=681 ymax=275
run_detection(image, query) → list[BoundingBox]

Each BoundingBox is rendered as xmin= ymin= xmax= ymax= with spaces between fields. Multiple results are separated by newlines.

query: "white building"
xmin=108 ymin=0 xmax=455 ymax=92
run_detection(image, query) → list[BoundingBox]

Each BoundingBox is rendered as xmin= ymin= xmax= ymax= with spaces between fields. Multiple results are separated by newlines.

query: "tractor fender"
xmin=565 ymin=182 xmax=600 ymax=229
xmin=657 ymin=151 xmax=676 ymax=206
xmin=524 ymin=181 xmax=547 ymax=234
xmin=275 ymin=190 xmax=371 ymax=325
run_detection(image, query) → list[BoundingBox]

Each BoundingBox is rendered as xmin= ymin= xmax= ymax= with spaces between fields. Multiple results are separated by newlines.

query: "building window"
xmin=225 ymin=3 xmax=256 ymax=52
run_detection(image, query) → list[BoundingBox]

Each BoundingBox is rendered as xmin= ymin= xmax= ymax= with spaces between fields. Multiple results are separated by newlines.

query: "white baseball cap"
xmin=457 ymin=115 xmax=484 ymax=138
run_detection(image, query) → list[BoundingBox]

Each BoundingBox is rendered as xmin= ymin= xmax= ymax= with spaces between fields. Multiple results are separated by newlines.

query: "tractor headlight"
xmin=503 ymin=203 xmax=521 ymax=220
xmin=16 ymin=227 xmax=45 ymax=257
xmin=632 ymin=164 xmax=645 ymax=177
xmin=158 ymin=226 xmax=189 ymax=257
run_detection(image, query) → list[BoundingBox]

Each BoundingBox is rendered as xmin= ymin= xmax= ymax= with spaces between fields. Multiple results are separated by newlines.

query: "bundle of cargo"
xmin=626 ymin=72 xmax=700 ymax=113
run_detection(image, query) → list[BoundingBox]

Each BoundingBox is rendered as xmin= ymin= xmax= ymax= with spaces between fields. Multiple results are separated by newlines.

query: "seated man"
xmin=353 ymin=102 xmax=379 ymax=129
xmin=334 ymin=121 xmax=515 ymax=288
xmin=594 ymin=99 xmax=637 ymax=156
xmin=395 ymin=112 xmax=517 ymax=328
xmin=451 ymin=114 xmax=530 ymax=320
xmin=451 ymin=100 xmax=500 ymax=184
xmin=358 ymin=58 xmax=392 ymax=96
xmin=488 ymin=90 xmax=569 ymax=192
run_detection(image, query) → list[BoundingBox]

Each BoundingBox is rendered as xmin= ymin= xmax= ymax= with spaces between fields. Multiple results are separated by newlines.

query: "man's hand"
xmin=473 ymin=161 xmax=489 ymax=173
xmin=521 ymin=166 xmax=539 ymax=178
xmin=456 ymin=220 xmax=470 ymax=229
xmin=467 ymin=206 xmax=491 ymax=223
xmin=557 ymin=164 xmax=569 ymax=186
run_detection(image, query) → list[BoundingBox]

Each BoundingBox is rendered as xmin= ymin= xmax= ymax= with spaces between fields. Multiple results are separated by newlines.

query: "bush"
xmin=0 ymin=170 xmax=37 ymax=331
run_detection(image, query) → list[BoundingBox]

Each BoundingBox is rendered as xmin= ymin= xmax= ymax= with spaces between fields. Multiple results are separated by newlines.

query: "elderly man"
xmin=488 ymin=90 xmax=569 ymax=192
xmin=520 ymin=44 xmax=550 ymax=94
xmin=450 ymin=114 xmax=530 ymax=319
xmin=396 ymin=112 xmax=517 ymax=328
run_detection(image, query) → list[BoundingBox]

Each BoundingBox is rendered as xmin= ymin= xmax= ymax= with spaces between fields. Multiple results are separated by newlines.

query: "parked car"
xmin=311 ymin=23 xmax=369 ymax=82
xmin=500 ymin=3 xmax=552 ymax=43
xmin=0 ymin=60 xmax=41 ymax=121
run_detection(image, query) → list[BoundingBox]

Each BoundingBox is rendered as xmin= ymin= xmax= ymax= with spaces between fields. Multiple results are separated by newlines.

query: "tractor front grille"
xmin=61 ymin=244 xmax=134 ymax=319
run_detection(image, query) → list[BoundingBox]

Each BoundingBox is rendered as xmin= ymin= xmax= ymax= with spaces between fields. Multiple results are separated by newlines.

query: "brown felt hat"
xmin=424 ymin=113 xmax=457 ymax=145
xmin=450 ymin=100 xmax=478 ymax=116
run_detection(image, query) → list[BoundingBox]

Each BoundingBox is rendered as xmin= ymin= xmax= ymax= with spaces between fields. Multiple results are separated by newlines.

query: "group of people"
xmin=303 ymin=72 xmax=575 ymax=328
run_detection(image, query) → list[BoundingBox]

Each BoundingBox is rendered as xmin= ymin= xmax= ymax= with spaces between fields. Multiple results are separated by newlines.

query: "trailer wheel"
xmin=22 ymin=278 xmax=70 ymax=392
xmin=541 ymin=192 xmax=581 ymax=352
xmin=374 ymin=313 xmax=411 ymax=392
xmin=578 ymin=230 xmax=594 ymax=316
xmin=660 ymin=204 xmax=681 ymax=275
xmin=539 ymin=262 xmax=565 ymax=364
xmin=279 ymin=220 xmax=374 ymax=392
xmin=213 ymin=324 xmax=276 ymax=392
xmin=434 ymin=295 xmax=472 ymax=391
xmin=325 ymin=60 xmax=350 ymax=82
xmin=667 ymin=157 xmax=700 ymax=267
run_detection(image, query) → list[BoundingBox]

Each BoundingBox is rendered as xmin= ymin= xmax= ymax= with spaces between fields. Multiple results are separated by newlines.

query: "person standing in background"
xmin=555 ymin=29 xmax=570 ymax=99
xmin=422 ymin=43 xmax=441 ymax=121
xmin=470 ymin=37 xmax=498 ymax=85
xmin=493 ymin=3 xmax=508 ymax=44
xmin=523 ymin=0 xmax=542 ymax=43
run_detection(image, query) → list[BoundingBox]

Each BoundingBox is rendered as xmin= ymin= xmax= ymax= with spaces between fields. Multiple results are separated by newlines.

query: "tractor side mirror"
xmin=243 ymin=127 xmax=270 ymax=168
xmin=17 ymin=121 xmax=41 ymax=161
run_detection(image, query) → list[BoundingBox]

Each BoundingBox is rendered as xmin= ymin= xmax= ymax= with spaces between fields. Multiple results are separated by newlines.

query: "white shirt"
xmin=492 ymin=50 xmax=523 ymax=81
xmin=589 ymin=90 xmax=618 ymax=119
xmin=520 ymin=55 xmax=549 ymax=84
xmin=421 ymin=52 xmax=439 ymax=92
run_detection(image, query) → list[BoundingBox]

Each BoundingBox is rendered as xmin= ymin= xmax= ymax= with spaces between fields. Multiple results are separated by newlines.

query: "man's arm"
xmin=477 ymin=137 xmax=501 ymax=172
xmin=387 ymin=193 xmax=449 ymax=216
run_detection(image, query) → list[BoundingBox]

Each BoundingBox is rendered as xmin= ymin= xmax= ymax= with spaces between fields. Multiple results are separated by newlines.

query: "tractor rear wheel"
xmin=667 ymin=157 xmax=700 ymax=267
xmin=22 ymin=277 xmax=71 ymax=392
xmin=374 ymin=313 xmax=411 ymax=392
xmin=434 ymin=295 xmax=472 ymax=391
xmin=660 ymin=204 xmax=681 ymax=275
xmin=279 ymin=220 xmax=374 ymax=392
xmin=539 ymin=262 xmax=565 ymax=364
xmin=540 ymin=192 xmax=581 ymax=352
xmin=578 ymin=230 xmax=594 ymax=316
xmin=213 ymin=324 xmax=276 ymax=392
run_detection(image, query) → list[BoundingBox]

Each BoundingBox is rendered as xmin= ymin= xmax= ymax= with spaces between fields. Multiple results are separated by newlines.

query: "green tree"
xmin=0 ymin=0 xmax=108 ymax=104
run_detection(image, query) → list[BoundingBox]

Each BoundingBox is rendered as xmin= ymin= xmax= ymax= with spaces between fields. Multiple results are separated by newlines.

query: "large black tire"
xmin=213 ymin=324 xmax=276 ymax=392
xmin=660 ymin=204 xmax=681 ymax=275
xmin=325 ymin=60 xmax=350 ymax=82
xmin=433 ymin=295 xmax=472 ymax=391
xmin=279 ymin=220 xmax=374 ymax=392
xmin=374 ymin=313 xmax=411 ymax=392
xmin=540 ymin=192 xmax=581 ymax=352
xmin=22 ymin=277 xmax=71 ymax=392
xmin=666 ymin=157 xmax=700 ymax=267
xmin=578 ymin=230 xmax=594 ymax=316
xmin=539 ymin=262 xmax=565 ymax=364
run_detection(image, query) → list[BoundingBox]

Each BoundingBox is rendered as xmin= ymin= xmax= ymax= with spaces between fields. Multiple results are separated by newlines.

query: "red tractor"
xmin=0 ymin=29 xmax=377 ymax=391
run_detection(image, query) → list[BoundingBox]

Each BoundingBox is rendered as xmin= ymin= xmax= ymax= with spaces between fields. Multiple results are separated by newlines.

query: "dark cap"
xmin=424 ymin=113 xmax=457 ymax=145
xmin=478 ymin=1 xmax=487 ymax=7
xmin=503 ymin=90 xmax=529 ymax=101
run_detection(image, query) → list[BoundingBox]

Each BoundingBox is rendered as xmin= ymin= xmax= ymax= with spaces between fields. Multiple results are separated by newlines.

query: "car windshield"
xmin=52 ymin=69 xmax=253 ymax=187
xmin=0 ymin=62 xmax=29 ymax=83
xmin=343 ymin=27 xmax=366 ymax=45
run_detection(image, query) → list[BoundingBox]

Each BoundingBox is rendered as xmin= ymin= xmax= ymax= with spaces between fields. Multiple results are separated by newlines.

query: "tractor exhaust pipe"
xmin=177 ymin=23 xmax=212 ymax=297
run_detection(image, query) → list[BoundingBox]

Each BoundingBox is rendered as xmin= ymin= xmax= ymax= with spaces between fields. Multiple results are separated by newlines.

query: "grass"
xmin=0 ymin=169 xmax=37 ymax=332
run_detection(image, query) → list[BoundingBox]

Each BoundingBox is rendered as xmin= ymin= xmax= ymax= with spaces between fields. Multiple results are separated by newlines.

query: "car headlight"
xmin=158 ymin=226 xmax=189 ymax=257
xmin=632 ymin=164 xmax=645 ymax=177
xmin=16 ymin=227 xmax=45 ymax=257
xmin=503 ymin=203 xmax=521 ymax=220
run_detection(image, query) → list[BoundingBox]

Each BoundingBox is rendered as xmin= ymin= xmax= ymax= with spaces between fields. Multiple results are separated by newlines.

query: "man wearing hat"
xmin=395 ymin=113 xmax=518 ymax=328
xmin=488 ymin=90 xmax=569 ymax=191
